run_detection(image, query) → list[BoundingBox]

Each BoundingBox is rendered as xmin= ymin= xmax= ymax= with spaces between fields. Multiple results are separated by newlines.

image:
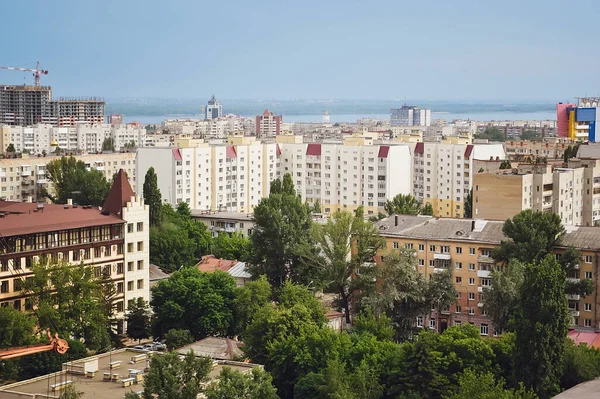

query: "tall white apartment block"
xmin=277 ymin=135 xmax=412 ymax=215
xmin=135 ymin=137 xmax=279 ymax=212
xmin=412 ymin=142 xmax=506 ymax=218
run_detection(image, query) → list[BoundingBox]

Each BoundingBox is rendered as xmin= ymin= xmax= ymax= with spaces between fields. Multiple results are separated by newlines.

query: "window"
xmin=585 ymin=255 xmax=593 ymax=263
xmin=481 ymin=278 xmax=490 ymax=287
xmin=117 ymin=282 xmax=124 ymax=294
xmin=468 ymin=307 xmax=475 ymax=315
xmin=456 ymin=247 xmax=462 ymax=254
xmin=586 ymin=272 xmax=593 ymax=279
xmin=429 ymin=319 xmax=436 ymax=330
xmin=454 ymin=320 xmax=462 ymax=326
xmin=455 ymin=305 xmax=461 ymax=313
xmin=418 ymin=259 xmax=425 ymax=266
xmin=137 ymin=241 xmax=143 ymax=251
xmin=0 ymin=281 xmax=8 ymax=293
xmin=468 ymin=292 xmax=475 ymax=300
xmin=127 ymin=281 xmax=134 ymax=291
xmin=137 ymin=279 xmax=144 ymax=289
xmin=585 ymin=303 xmax=592 ymax=311
xmin=127 ymin=223 xmax=134 ymax=233
xmin=393 ymin=242 xmax=399 ymax=249
xmin=127 ymin=262 xmax=134 ymax=272
xmin=456 ymin=276 xmax=462 ymax=284
xmin=469 ymin=277 xmax=475 ymax=285
xmin=418 ymin=244 xmax=425 ymax=251
xmin=94 ymin=247 xmax=102 ymax=258
xmin=116 ymin=262 xmax=124 ymax=274
xmin=469 ymin=247 xmax=475 ymax=255
xmin=585 ymin=319 xmax=592 ymax=327
xmin=429 ymin=260 xmax=435 ymax=267
xmin=127 ymin=243 xmax=134 ymax=253
xmin=137 ymin=260 xmax=144 ymax=270
xmin=469 ymin=263 xmax=475 ymax=271
xmin=137 ymin=222 xmax=143 ymax=232
xmin=416 ymin=316 xmax=423 ymax=328
xmin=455 ymin=262 xmax=462 ymax=269
xmin=429 ymin=245 xmax=436 ymax=252
xmin=116 ymin=301 xmax=124 ymax=313
xmin=405 ymin=243 xmax=413 ymax=249
xmin=117 ymin=244 xmax=123 ymax=255
xmin=480 ymin=324 xmax=489 ymax=335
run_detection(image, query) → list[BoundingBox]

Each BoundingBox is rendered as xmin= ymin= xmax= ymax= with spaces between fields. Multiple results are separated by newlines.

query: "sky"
xmin=1 ymin=0 xmax=599 ymax=101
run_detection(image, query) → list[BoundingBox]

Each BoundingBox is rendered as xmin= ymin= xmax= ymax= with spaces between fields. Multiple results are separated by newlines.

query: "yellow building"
xmin=375 ymin=214 xmax=600 ymax=333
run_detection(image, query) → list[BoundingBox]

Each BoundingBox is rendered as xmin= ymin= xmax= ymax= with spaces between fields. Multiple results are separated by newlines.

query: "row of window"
xmin=392 ymin=242 xmax=487 ymax=256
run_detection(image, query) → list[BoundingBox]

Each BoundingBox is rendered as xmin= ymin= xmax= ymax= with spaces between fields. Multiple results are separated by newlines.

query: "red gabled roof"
xmin=568 ymin=330 xmax=600 ymax=349
xmin=378 ymin=146 xmax=390 ymax=158
xmin=276 ymin=144 xmax=281 ymax=156
xmin=306 ymin=143 xmax=321 ymax=156
xmin=226 ymin=145 xmax=237 ymax=158
xmin=196 ymin=255 xmax=238 ymax=273
xmin=102 ymin=169 xmax=135 ymax=216
xmin=464 ymin=144 xmax=474 ymax=159
xmin=414 ymin=142 xmax=424 ymax=154
xmin=172 ymin=148 xmax=182 ymax=161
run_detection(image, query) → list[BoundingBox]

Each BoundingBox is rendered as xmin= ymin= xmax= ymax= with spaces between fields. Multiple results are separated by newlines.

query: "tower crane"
xmin=0 ymin=332 xmax=69 ymax=360
xmin=1 ymin=61 xmax=49 ymax=86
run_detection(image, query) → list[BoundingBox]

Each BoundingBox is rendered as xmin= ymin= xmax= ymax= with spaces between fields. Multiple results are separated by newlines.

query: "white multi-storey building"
xmin=412 ymin=142 xmax=506 ymax=218
xmin=135 ymin=136 xmax=280 ymax=212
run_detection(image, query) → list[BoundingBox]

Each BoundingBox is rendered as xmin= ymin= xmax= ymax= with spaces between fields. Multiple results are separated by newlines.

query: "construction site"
xmin=0 ymin=62 xmax=105 ymax=127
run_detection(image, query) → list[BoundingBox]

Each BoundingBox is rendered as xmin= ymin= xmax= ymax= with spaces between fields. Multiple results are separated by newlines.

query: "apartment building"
xmin=375 ymin=214 xmax=600 ymax=333
xmin=191 ymin=211 xmax=254 ymax=238
xmin=52 ymin=98 xmax=105 ymax=127
xmin=0 ymin=152 xmax=137 ymax=203
xmin=135 ymin=136 xmax=280 ymax=212
xmin=473 ymin=159 xmax=600 ymax=226
xmin=205 ymin=95 xmax=223 ymax=120
xmin=277 ymin=134 xmax=412 ymax=215
xmin=0 ymin=170 xmax=149 ymax=333
xmin=0 ymin=85 xmax=54 ymax=126
xmin=256 ymin=109 xmax=282 ymax=138
xmin=504 ymin=138 xmax=573 ymax=161
xmin=413 ymin=142 xmax=506 ymax=218
xmin=390 ymin=105 xmax=431 ymax=127
xmin=557 ymin=98 xmax=600 ymax=142
xmin=0 ymin=123 xmax=146 ymax=154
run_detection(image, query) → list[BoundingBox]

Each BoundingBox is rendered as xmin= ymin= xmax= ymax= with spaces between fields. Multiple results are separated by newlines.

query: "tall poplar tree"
xmin=143 ymin=167 xmax=163 ymax=226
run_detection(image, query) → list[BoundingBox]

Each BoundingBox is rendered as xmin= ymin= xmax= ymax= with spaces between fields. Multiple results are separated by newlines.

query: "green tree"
xmin=384 ymin=194 xmax=427 ymax=216
xmin=312 ymin=199 xmax=322 ymax=214
xmin=310 ymin=208 xmax=384 ymax=323
xmin=212 ymin=232 xmax=252 ymax=262
xmin=141 ymin=351 xmax=212 ymax=399
xmin=464 ymin=188 xmax=473 ymax=218
xmin=445 ymin=369 xmax=537 ymax=399
xmin=499 ymin=160 xmax=512 ymax=169
xmin=205 ymin=366 xmax=278 ymax=399
xmin=483 ymin=260 xmax=525 ymax=333
xmin=422 ymin=202 xmax=434 ymax=216
xmin=233 ymin=275 xmax=272 ymax=335
xmin=164 ymin=328 xmax=194 ymax=350
xmin=520 ymin=130 xmax=541 ymax=141
xmin=143 ymin=167 xmax=163 ymax=227
xmin=352 ymin=308 xmax=394 ymax=341
xmin=563 ymin=143 xmax=580 ymax=163
xmin=559 ymin=246 xmax=594 ymax=296
xmin=492 ymin=209 xmax=565 ymax=264
xmin=5 ymin=143 xmax=15 ymax=153
xmin=0 ymin=306 xmax=37 ymax=348
xmin=514 ymin=255 xmax=570 ymax=398
xmin=45 ymin=156 xmax=110 ymax=206
xmin=561 ymin=339 xmax=600 ymax=390
xmin=151 ymin=268 xmax=237 ymax=339
xmin=126 ymin=298 xmax=152 ymax=343
xmin=176 ymin=201 xmax=192 ymax=219
xmin=25 ymin=259 xmax=111 ymax=351
xmin=101 ymin=137 xmax=115 ymax=152
xmin=475 ymin=127 xmax=505 ymax=142
xmin=249 ymin=174 xmax=316 ymax=288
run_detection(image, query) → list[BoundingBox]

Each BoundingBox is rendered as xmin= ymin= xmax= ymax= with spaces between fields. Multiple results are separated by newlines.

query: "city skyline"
xmin=2 ymin=0 xmax=600 ymax=101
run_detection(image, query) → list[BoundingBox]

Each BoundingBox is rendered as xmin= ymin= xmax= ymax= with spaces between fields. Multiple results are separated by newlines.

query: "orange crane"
xmin=0 ymin=332 xmax=69 ymax=360
xmin=1 ymin=61 xmax=49 ymax=86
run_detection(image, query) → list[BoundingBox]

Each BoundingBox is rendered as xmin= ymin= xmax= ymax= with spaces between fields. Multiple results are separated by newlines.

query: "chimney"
xmin=67 ymin=199 xmax=73 ymax=206
xmin=395 ymin=215 xmax=399 ymax=226
xmin=471 ymin=220 xmax=476 ymax=231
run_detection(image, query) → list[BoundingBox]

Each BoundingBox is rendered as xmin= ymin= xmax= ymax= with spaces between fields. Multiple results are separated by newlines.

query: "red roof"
xmin=276 ymin=144 xmax=281 ymax=156
xmin=414 ymin=142 xmax=424 ymax=154
xmin=378 ymin=146 xmax=390 ymax=158
xmin=226 ymin=146 xmax=237 ymax=158
xmin=196 ymin=255 xmax=238 ymax=273
xmin=464 ymin=144 xmax=474 ymax=159
xmin=172 ymin=148 xmax=182 ymax=161
xmin=306 ymin=144 xmax=321 ymax=156
xmin=568 ymin=330 xmax=600 ymax=348
xmin=102 ymin=169 xmax=135 ymax=216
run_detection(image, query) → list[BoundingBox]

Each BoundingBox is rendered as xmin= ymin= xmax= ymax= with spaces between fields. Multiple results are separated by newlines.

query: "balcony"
xmin=433 ymin=253 xmax=451 ymax=260
xmin=433 ymin=268 xmax=447 ymax=274
xmin=477 ymin=286 xmax=484 ymax=293
xmin=567 ymin=277 xmax=580 ymax=283
xmin=478 ymin=255 xmax=494 ymax=263
xmin=477 ymin=270 xmax=491 ymax=278
xmin=567 ymin=294 xmax=581 ymax=301
xmin=569 ymin=309 xmax=580 ymax=317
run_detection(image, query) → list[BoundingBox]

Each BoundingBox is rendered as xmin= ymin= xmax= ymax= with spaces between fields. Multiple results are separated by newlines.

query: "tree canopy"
xmin=475 ymin=127 xmax=505 ymax=142
xmin=205 ymin=366 xmax=278 ymax=399
xmin=143 ymin=167 xmax=163 ymax=227
xmin=384 ymin=194 xmax=433 ymax=216
xmin=125 ymin=297 xmax=152 ymax=343
xmin=212 ymin=231 xmax=252 ymax=262
xmin=45 ymin=156 xmax=110 ymax=206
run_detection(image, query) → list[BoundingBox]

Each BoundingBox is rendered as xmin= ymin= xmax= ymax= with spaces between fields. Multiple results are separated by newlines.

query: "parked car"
xmin=153 ymin=342 xmax=166 ymax=351
xmin=143 ymin=344 xmax=156 ymax=351
xmin=133 ymin=345 xmax=146 ymax=351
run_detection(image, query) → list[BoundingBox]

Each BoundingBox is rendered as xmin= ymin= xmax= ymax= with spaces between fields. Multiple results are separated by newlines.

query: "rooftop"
xmin=149 ymin=264 xmax=170 ymax=282
xmin=102 ymin=169 xmax=135 ymax=217
xmin=177 ymin=337 xmax=244 ymax=361
xmin=196 ymin=255 xmax=238 ymax=273
xmin=191 ymin=210 xmax=253 ymax=221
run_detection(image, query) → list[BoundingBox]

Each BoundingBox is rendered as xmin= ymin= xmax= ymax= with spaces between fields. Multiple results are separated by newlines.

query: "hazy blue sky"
xmin=1 ymin=0 xmax=598 ymax=101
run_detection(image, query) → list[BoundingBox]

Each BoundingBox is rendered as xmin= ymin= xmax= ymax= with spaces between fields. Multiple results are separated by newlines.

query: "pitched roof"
xmin=226 ymin=145 xmax=237 ymax=158
xmin=177 ymin=337 xmax=244 ymax=360
xmin=414 ymin=142 xmax=424 ymax=154
xmin=172 ymin=148 xmax=182 ymax=161
xmin=196 ymin=255 xmax=238 ymax=273
xmin=149 ymin=264 xmax=171 ymax=282
xmin=306 ymin=144 xmax=322 ymax=156
xmin=568 ymin=330 xmax=600 ymax=349
xmin=464 ymin=144 xmax=474 ymax=159
xmin=378 ymin=146 xmax=390 ymax=158
xmin=102 ymin=169 xmax=135 ymax=216
xmin=228 ymin=262 xmax=251 ymax=279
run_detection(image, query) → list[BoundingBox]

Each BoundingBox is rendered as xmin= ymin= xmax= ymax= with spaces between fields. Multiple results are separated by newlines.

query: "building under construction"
xmin=0 ymin=85 xmax=54 ymax=126
xmin=52 ymin=97 xmax=105 ymax=127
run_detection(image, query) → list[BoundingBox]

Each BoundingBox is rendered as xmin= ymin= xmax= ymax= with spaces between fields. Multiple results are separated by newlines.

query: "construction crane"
xmin=0 ymin=332 xmax=69 ymax=360
xmin=1 ymin=61 xmax=49 ymax=86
